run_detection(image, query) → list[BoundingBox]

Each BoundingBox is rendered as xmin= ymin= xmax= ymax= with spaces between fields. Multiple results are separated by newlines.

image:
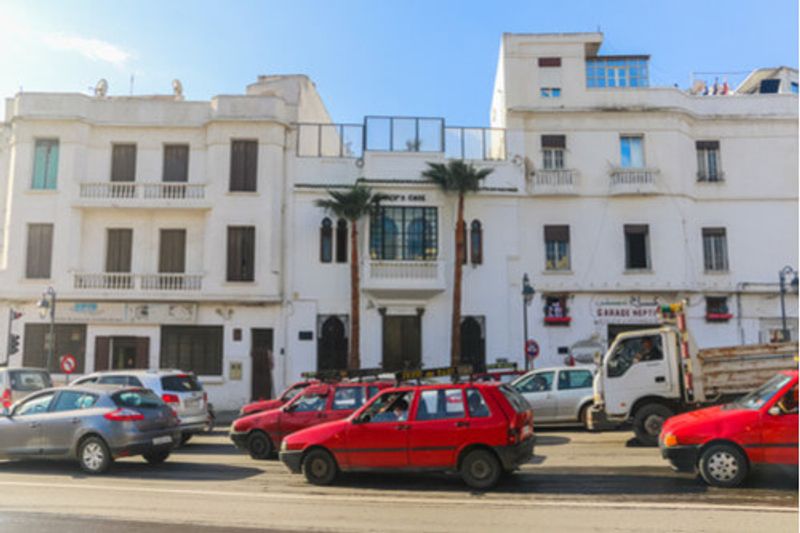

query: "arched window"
xmin=335 ymin=219 xmax=348 ymax=263
xmin=320 ymin=218 xmax=333 ymax=263
xmin=470 ymin=220 xmax=483 ymax=265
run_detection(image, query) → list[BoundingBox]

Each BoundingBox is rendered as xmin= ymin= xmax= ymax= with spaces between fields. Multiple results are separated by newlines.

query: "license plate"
xmin=185 ymin=398 xmax=200 ymax=409
xmin=153 ymin=436 xmax=172 ymax=446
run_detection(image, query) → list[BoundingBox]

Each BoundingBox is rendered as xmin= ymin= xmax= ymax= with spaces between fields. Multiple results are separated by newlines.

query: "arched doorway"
xmin=318 ymin=316 xmax=348 ymax=371
xmin=460 ymin=316 xmax=486 ymax=372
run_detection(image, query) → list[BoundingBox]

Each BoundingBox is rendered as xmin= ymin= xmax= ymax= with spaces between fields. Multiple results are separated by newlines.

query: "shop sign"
xmin=593 ymin=296 xmax=663 ymax=324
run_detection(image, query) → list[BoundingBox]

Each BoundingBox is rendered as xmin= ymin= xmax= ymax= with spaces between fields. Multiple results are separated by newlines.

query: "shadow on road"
xmin=172 ymin=442 xmax=240 ymax=456
xmin=534 ymin=435 xmax=571 ymax=446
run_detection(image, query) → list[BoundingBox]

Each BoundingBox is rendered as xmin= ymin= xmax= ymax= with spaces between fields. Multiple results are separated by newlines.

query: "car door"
xmin=343 ymin=389 xmax=414 ymax=469
xmin=555 ymin=369 xmax=594 ymax=421
xmin=38 ymin=390 xmax=99 ymax=456
xmin=603 ymin=334 xmax=674 ymax=417
xmin=760 ymin=382 xmax=798 ymax=465
xmin=3 ymin=392 xmax=56 ymax=456
xmin=279 ymin=387 xmax=331 ymax=438
xmin=407 ymin=388 xmax=467 ymax=468
xmin=515 ymin=371 xmax=557 ymax=422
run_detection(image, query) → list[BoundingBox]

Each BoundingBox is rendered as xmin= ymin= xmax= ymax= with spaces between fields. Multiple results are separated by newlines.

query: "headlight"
xmin=662 ymin=433 xmax=678 ymax=447
xmin=280 ymin=440 xmax=288 ymax=452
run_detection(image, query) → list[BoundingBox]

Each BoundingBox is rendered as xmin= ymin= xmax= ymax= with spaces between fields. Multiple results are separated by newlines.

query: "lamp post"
xmin=37 ymin=287 xmax=56 ymax=372
xmin=779 ymin=266 xmax=799 ymax=342
xmin=522 ymin=273 xmax=535 ymax=370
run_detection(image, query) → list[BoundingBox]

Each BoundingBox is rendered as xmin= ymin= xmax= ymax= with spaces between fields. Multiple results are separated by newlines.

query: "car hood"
xmin=283 ymin=419 xmax=349 ymax=448
xmin=242 ymin=399 xmax=283 ymax=414
xmin=662 ymin=403 xmax=756 ymax=436
xmin=232 ymin=408 xmax=280 ymax=432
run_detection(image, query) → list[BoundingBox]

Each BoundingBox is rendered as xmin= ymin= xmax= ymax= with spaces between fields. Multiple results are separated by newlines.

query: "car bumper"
xmin=279 ymin=450 xmax=303 ymax=474
xmin=110 ymin=429 xmax=182 ymax=458
xmin=495 ymin=436 xmax=536 ymax=471
xmin=178 ymin=417 xmax=208 ymax=435
xmin=229 ymin=431 xmax=249 ymax=451
xmin=660 ymin=444 xmax=699 ymax=473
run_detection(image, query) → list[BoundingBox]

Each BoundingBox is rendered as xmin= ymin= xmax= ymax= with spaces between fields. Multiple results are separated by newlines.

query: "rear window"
xmin=113 ymin=390 xmax=165 ymax=409
xmin=161 ymin=374 xmax=202 ymax=392
xmin=9 ymin=370 xmax=52 ymax=391
xmin=99 ymin=375 xmax=144 ymax=387
xmin=499 ymin=384 xmax=531 ymax=413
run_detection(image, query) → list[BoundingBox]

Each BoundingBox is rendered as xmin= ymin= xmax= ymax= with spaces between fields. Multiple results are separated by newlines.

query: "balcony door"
xmin=382 ymin=314 xmax=421 ymax=371
xmin=106 ymin=229 xmax=133 ymax=288
xmin=159 ymin=229 xmax=186 ymax=289
xmin=251 ymin=328 xmax=274 ymax=401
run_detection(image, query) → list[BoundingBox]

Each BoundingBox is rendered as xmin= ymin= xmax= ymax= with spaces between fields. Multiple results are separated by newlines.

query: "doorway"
xmin=607 ymin=324 xmax=658 ymax=347
xmin=251 ymin=329 xmax=274 ymax=401
xmin=94 ymin=336 xmax=149 ymax=371
xmin=460 ymin=316 xmax=486 ymax=372
xmin=317 ymin=316 xmax=348 ymax=371
xmin=382 ymin=315 xmax=421 ymax=372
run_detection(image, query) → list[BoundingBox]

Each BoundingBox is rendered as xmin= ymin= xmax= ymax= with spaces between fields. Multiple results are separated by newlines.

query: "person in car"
xmin=373 ymin=398 xmax=409 ymax=422
xmin=777 ymin=385 xmax=798 ymax=414
xmin=633 ymin=337 xmax=663 ymax=364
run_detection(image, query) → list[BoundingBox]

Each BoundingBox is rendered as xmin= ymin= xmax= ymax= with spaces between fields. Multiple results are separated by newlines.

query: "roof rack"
xmin=300 ymin=364 xmax=476 ymax=385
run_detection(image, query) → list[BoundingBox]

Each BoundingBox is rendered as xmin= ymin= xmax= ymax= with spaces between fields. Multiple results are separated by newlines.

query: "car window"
xmin=607 ymin=335 xmax=663 ymax=378
xmin=161 ymin=374 xmax=202 ymax=392
xmin=332 ymin=387 xmax=365 ymax=411
xmin=735 ymin=374 xmax=793 ymax=410
xmin=113 ymin=390 xmax=164 ymax=409
xmin=52 ymin=391 xmax=98 ymax=412
xmin=558 ymin=370 xmax=594 ymax=390
xmin=500 ymin=384 xmax=531 ymax=413
xmin=359 ymin=390 xmax=414 ymax=423
xmin=290 ymin=393 xmax=327 ymax=413
xmin=416 ymin=389 xmax=465 ymax=421
xmin=776 ymin=384 xmax=798 ymax=415
xmin=515 ymin=372 xmax=554 ymax=393
xmin=466 ymin=388 xmax=491 ymax=418
xmin=72 ymin=376 xmax=99 ymax=386
xmin=15 ymin=393 xmax=55 ymax=416
xmin=99 ymin=375 xmax=133 ymax=386
xmin=280 ymin=383 xmax=308 ymax=402
xmin=9 ymin=370 xmax=52 ymax=391
xmin=368 ymin=386 xmax=380 ymax=398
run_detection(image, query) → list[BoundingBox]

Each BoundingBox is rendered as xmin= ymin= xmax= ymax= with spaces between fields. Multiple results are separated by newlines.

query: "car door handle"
xmin=317 ymin=413 xmax=327 ymax=419
xmin=456 ymin=421 xmax=470 ymax=428
xmin=395 ymin=424 xmax=410 ymax=431
xmin=655 ymin=376 xmax=666 ymax=383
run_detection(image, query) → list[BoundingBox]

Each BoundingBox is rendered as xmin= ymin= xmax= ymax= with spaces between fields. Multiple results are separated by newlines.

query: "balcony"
xmin=362 ymin=260 xmax=446 ymax=299
xmin=608 ymin=168 xmax=660 ymax=195
xmin=75 ymin=182 xmax=210 ymax=209
xmin=74 ymin=273 xmax=203 ymax=293
xmin=529 ymin=169 xmax=577 ymax=196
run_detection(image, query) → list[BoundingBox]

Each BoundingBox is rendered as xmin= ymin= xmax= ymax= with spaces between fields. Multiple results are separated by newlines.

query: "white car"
xmin=511 ymin=366 xmax=595 ymax=429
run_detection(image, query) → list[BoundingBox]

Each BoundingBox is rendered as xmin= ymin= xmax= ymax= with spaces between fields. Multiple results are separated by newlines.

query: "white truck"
xmin=589 ymin=302 xmax=798 ymax=445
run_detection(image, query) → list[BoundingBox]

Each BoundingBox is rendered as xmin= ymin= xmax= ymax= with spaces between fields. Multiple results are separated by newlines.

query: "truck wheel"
xmin=699 ymin=443 xmax=748 ymax=488
xmin=633 ymin=404 xmax=674 ymax=446
xmin=460 ymin=449 xmax=502 ymax=490
xmin=247 ymin=431 xmax=273 ymax=460
xmin=302 ymin=449 xmax=338 ymax=486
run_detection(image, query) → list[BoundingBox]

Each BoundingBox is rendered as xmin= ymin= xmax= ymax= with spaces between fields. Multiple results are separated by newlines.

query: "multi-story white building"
xmin=0 ymin=33 xmax=796 ymax=411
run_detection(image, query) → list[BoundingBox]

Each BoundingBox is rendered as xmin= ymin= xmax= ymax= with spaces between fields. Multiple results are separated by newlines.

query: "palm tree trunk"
xmin=349 ymin=220 xmax=360 ymax=369
xmin=451 ymin=193 xmax=465 ymax=367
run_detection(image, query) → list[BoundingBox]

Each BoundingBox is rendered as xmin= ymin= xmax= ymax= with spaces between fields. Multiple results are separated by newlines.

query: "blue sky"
xmin=1 ymin=0 xmax=797 ymax=125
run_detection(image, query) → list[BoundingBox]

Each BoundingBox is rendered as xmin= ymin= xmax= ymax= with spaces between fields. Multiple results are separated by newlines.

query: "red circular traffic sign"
xmin=526 ymin=339 xmax=540 ymax=360
xmin=60 ymin=354 xmax=77 ymax=374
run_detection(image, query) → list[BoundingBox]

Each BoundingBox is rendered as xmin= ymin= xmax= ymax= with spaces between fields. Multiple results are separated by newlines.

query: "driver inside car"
xmin=777 ymin=385 xmax=798 ymax=414
xmin=373 ymin=398 xmax=409 ymax=422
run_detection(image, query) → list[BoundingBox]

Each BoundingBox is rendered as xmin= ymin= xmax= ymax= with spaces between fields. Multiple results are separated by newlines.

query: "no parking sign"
xmin=525 ymin=339 xmax=540 ymax=361
xmin=60 ymin=354 xmax=77 ymax=374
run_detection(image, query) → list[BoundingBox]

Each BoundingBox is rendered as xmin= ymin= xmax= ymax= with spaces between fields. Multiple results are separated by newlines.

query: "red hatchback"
xmin=660 ymin=370 xmax=798 ymax=487
xmin=230 ymin=381 xmax=392 ymax=459
xmin=238 ymin=380 xmax=316 ymax=417
xmin=278 ymin=382 xmax=535 ymax=489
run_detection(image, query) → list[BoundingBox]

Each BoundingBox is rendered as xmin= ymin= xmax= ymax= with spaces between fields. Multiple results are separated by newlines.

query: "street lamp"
xmin=522 ymin=273 xmax=535 ymax=370
xmin=779 ymin=266 xmax=799 ymax=342
xmin=37 ymin=287 xmax=56 ymax=372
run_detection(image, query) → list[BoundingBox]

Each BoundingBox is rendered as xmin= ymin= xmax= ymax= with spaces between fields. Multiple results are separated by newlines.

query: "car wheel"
xmin=633 ymin=404 xmax=674 ymax=446
xmin=302 ymin=449 xmax=338 ymax=486
xmin=143 ymin=450 xmax=170 ymax=465
xmin=699 ymin=443 xmax=749 ymax=488
xmin=247 ymin=432 xmax=273 ymax=460
xmin=460 ymin=449 xmax=501 ymax=490
xmin=179 ymin=433 xmax=192 ymax=446
xmin=78 ymin=436 xmax=112 ymax=474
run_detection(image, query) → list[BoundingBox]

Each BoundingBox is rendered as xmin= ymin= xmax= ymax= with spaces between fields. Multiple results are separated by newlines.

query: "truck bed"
xmin=697 ymin=342 xmax=798 ymax=399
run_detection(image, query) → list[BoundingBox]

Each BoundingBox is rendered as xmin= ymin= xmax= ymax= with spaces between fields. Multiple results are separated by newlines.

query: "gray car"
xmin=0 ymin=385 xmax=180 ymax=474
xmin=1 ymin=367 xmax=53 ymax=409
xmin=511 ymin=366 xmax=595 ymax=429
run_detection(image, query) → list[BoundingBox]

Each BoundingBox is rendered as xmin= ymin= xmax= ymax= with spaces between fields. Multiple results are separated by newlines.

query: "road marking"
xmin=0 ymin=480 xmax=793 ymax=514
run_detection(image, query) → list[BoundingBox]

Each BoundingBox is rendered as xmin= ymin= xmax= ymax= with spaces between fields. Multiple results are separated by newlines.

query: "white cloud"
xmin=42 ymin=33 xmax=133 ymax=69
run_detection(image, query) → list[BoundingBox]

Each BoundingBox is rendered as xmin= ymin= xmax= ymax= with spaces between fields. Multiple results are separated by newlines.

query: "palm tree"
xmin=316 ymin=182 xmax=387 ymax=370
xmin=422 ymin=160 xmax=493 ymax=367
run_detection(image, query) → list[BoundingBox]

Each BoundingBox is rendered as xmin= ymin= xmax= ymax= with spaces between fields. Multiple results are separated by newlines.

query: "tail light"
xmin=162 ymin=393 xmax=180 ymax=405
xmin=104 ymin=408 xmax=144 ymax=422
xmin=507 ymin=427 xmax=520 ymax=445
xmin=2 ymin=389 xmax=11 ymax=409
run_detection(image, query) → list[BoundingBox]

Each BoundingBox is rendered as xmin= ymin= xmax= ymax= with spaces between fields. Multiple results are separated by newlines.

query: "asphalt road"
xmin=0 ymin=428 xmax=795 ymax=532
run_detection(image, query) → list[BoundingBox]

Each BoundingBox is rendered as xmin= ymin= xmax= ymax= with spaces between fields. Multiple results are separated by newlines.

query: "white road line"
xmin=0 ymin=480 xmax=793 ymax=514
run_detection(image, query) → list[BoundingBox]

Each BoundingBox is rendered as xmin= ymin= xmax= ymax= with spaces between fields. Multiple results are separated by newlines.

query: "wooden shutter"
xmin=695 ymin=140 xmax=719 ymax=150
xmin=538 ymin=57 xmax=561 ymax=67
xmin=541 ymin=135 xmax=566 ymax=149
xmin=163 ymin=144 xmax=189 ymax=182
xmin=230 ymin=140 xmax=258 ymax=191
xmin=111 ymin=144 xmax=137 ymax=182
xmin=26 ymin=224 xmax=53 ymax=279
xmin=227 ymin=226 xmax=255 ymax=281
xmin=135 ymin=337 xmax=150 ymax=369
xmin=159 ymin=229 xmax=186 ymax=273
xmin=106 ymin=229 xmax=133 ymax=272
xmin=94 ymin=336 xmax=110 ymax=371
xmin=544 ymin=225 xmax=570 ymax=242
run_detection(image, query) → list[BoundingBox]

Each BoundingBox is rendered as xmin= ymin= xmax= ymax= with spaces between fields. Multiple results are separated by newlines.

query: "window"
xmin=540 ymin=87 xmax=561 ymax=98
xmin=607 ymin=335 xmax=663 ymax=377
xmin=163 ymin=144 xmax=189 ymax=182
xmin=791 ymin=82 xmax=798 ymax=94
xmin=586 ymin=57 xmax=649 ymax=88
xmin=8 ymin=370 xmax=52 ymax=391
xmin=466 ymin=388 xmax=491 ymax=418
xmin=544 ymin=225 xmax=570 ymax=270
xmin=113 ymin=389 xmax=163 ymax=409
xmin=290 ymin=393 xmax=328 ymax=413
xmin=25 ymin=223 xmax=53 ymax=279
xmin=14 ymin=393 xmax=55 ymax=416
xmin=620 ymin=136 xmax=644 ymax=168
xmin=98 ymin=375 xmax=143 ymax=387
xmin=702 ymin=228 xmax=728 ymax=272
xmin=369 ymin=206 xmax=438 ymax=260
xmin=359 ymin=390 xmax=414 ymax=423
xmin=544 ymin=295 xmax=570 ymax=325
xmin=515 ymin=371 xmax=554 ymax=393
xmin=538 ymin=57 xmax=561 ymax=67
xmin=106 ymin=229 xmax=133 ymax=273
xmin=111 ymin=144 xmax=137 ymax=182
xmin=541 ymin=135 xmax=566 ymax=170
xmin=161 ymin=374 xmax=202 ymax=392
xmin=416 ymin=389 xmax=465 ymax=420
xmin=230 ymin=140 xmax=258 ymax=192
xmin=696 ymin=141 xmax=721 ymax=182
xmin=331 ymin=387 xmax=365 ymax=411
xmin=759 ymin=79 xmax=780 ymax=94
xmin=22 ymin=324 xmax=86 ymax=374
xmin=624 ymin=224 xmax=650 ymax=270
xmin=706 ymin=296 xmax=732 ymax=321
xmin=159 ymin=229 xmax=186 ymax=273
xmin=470 ymin=220 xmax=483 ymax=265
xmin=335 ymin=219 xmax=348 ymax=263
xmin=320 ymin=218 xmax=333 ymax=263
xmin=32 ymin=139 xmax=59 ymax=190
xmin=52 ymin=391 xmax=97 ymax=412
xmin=557 ymin=370 xmax=593 ymax=390
xmin=227 ymin=226 xmax=255 ymax=281
xmin=160 ymin=326 xmax=223 ymax=375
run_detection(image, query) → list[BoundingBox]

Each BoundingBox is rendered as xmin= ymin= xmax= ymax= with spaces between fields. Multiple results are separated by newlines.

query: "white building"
xmin=0 ymin=33 xmax=796 ymax=410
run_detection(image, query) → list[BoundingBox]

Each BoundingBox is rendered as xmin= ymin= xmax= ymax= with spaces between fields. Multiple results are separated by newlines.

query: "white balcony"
xmin=609 ymin=168 xmax=660 ymax=195
xmin=362 ymin=260 xmax=446 ymax=298
xmin=75 ymin=182 xmax=211 ymax=209
xmin=529 ymin=169 xmax=577 ymax=196
xmin=74 ymin=273 xmax=203 ymax=293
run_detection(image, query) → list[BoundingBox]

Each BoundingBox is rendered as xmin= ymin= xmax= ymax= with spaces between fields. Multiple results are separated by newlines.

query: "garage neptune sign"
xmin=592 ymin=296 xmax=663 ymax=324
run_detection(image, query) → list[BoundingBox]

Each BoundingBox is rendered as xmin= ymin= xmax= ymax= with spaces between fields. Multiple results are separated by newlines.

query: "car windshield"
xmin=734 ymin=374 xmax=793 ymax=410
xmin=9 ymin=370 xmax=52 ymax=391
xmin=113 ymin=390 xmax=165 ymax=409
xmin=280 ymin=383 xmax=308 ymax=401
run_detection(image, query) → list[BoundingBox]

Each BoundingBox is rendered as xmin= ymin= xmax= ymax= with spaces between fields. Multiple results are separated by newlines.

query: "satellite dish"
xmin=172 ymin=79 xmax=183 ymax=98
xmin=94 ymin=79 xmax=108 ymax=98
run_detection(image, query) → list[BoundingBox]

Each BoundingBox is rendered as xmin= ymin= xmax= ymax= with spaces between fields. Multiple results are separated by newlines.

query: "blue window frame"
xmin=586 ymin=58 xmax=649 ymax=89
xmin=540 ymin=87 xmax=561 ymax=98
xmin=620 ymin=136 xmax=644 ymax=168
xmin=32 ymin=139 xmax=59 ymax=190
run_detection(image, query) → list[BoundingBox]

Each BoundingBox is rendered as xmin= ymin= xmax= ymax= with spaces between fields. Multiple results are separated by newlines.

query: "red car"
xmin=238 ymin=380 xmax=317 ymax=417
xmin=660 ymin=370 xmax=798 ymax=487
xmin=278 ymin=382 xmax=535 ymax=489
xmin=230 ymin=381 xmax=392 ymax=459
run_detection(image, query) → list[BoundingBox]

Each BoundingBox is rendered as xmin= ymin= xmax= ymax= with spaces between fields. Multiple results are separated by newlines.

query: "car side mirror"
xmin=283 ymin=404 xmax=295 ymax=413
xmin=768 ymin=406 xmax=782 ymax=416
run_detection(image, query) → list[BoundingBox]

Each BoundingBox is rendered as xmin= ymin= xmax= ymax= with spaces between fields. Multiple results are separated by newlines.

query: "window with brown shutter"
xmin=106 ymin=229 xmax=133 ymax=272
xmin=163 ymin=144 xmax=189 ymax=182
xmin=25 ymin=223 xmax=53 ymax=279
xmin=227 ymin=226 xmax=255 ymax=281
xmin=160 ymin=326 xmax=223 ymax=375
xmin=230 ymin=140 xmax=258 ymax=192
xmin=541 ymin=135 xmax=566 ymax=149
xmin=159 ymin=229 xmax=186 ymax=273
xmin=538 ymin=57 xmax=561 ymax=67
xmin=111 ymin=144 xmax=137 ymax=182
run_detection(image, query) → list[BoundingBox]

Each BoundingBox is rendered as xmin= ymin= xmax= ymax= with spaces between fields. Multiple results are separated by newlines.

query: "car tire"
xmin=302 ymin=449 xmax=338 ymax=486
xmin=579 ymin=403 xmax=594 ymax=432
xmin=460 ymin=449 xmax=502 ymax=490
xmin=78 ymin=436 xmax=112 ymax=475
xmin=179 ymin=433 xmax=192 ymax=446
xmin=247 ymin=431 xmax=273 ymax=460
xmin=699 ymin=443 xmax=749 ymax=488
xmin=143 ymin=450 xmax=170 ymax=465
xmin=633 ymin=404 xmax=674 ymax=446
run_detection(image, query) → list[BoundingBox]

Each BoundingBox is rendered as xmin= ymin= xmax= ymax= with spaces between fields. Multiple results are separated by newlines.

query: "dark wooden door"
xmin=382 ymin=315 xmax=421 ymax=372
xmin=318 ymin=316 xmax=348 ymax=371
xmin=460 ymin=316 xmax=486 ymax=372
xmin=251 ymin=328 xmax=274 ymax=401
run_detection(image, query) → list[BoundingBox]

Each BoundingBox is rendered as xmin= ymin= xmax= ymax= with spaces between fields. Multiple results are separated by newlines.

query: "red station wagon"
xmin=230 ymin=381 xmax=392 ymax=459
xmin=660 ymin=370 xmax=798 ymax=487
xmin=238 ymin=380 xmax=317 ymax=417
xmin=278 ymin=382 xmax=535 ymax=489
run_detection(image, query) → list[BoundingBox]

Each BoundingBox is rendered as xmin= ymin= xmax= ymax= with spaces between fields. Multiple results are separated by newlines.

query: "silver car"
xmin=0 ymin=385 xmax=180 ymax=474
xmin=512 ymin=366 xmax=595 ymax=429
xmin=1 ymin=368 xmax=53 ymax=409
xmin=70 ymin=370 xmax=207 ymax=443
